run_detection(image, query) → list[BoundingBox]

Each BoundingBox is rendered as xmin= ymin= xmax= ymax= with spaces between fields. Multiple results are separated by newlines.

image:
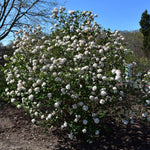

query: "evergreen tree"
xmin=139 ymin=10 xmax=150 ymax=57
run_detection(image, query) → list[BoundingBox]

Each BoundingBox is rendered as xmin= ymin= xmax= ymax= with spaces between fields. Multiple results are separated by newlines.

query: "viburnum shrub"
xmin=3 ymin=7 xmax=150 ymax=143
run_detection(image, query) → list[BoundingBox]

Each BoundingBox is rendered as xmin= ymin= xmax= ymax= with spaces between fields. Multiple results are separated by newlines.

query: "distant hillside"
xmin=120 ymin=30 xmax=150 ymax=74
xmin=120 ymin=30 xmax=144 ymax=57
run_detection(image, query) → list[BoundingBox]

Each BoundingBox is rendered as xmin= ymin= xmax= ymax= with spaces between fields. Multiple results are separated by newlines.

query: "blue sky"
xmin=2 ymin=0 xmax=150 ymax=45
xmin=65 ymin=0 xmax=150 ymax=31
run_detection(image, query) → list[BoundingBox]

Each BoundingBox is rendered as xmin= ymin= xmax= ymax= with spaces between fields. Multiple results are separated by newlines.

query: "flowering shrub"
xmin=3 ymin=7 xmax=150 ymax=143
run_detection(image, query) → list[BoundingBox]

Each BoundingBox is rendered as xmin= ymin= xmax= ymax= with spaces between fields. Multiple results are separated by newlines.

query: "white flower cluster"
xmin=3 ymin=7 xmax=150 ymax=142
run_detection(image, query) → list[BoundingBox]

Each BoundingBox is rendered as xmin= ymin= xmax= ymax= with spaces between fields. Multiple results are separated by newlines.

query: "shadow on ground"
xmin=53 ymin=120 xmax=150 ymax=150
xmin=0 ymin=104 xmax=150 ymax=150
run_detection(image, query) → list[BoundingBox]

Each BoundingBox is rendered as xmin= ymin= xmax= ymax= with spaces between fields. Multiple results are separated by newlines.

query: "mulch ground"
xmin=0 ymin=103 xmax=150 ymax=150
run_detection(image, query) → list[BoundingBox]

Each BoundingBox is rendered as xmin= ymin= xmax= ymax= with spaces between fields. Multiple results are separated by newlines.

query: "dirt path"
xmin=0 ymin=104 xmax=59 ymax=150
xmin=0 ymin=104 xmax=150 ymax=150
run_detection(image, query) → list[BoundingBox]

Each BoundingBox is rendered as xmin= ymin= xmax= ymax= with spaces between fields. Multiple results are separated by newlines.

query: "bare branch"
xmin=0 ymin=0 xmax=15 ymax=28
xmin=0 ymin=0 xmax=60 ymax=41
xmin=0 ymin=0 xmax=11 ymax=22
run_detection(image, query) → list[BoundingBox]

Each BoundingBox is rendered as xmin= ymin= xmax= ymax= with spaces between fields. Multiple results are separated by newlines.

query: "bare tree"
xmin=0 ymin=0 xmax=59 ymax=40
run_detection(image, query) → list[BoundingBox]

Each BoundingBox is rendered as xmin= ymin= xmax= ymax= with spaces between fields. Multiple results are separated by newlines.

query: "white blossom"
xmin=34 ymin=112 xmax=38 ymax=116
xmin=34 ymin=87 xmax=40 ymax=92
xmin=82 ymin=105 xmax=88 ymax=111
xmin=89 ymin=95 xmax=94 ymax=100
xmin=82 ymin=129 xmax=87 ymax=133
xmin=100 ymin=90 xmax=107 ymax=97
xmin=68 ymin=133 xmax=73 ymax=139
xmin=68 ymin=10 xmax=75 ymax=14
xmin=93 ymin=118 xmax=100 ymax=124
xmin=17 ymin=105 xmax=21 ymax=109
xmin=28 ymin=94 xmax=34 ymax=100
xmin=47 ymin=93 xmax=52 ymax=98
xmin=41 ymin=115 xmax=44 ymax=119
xmin=122 ymin=119 xmax=128 ymax=125
xmin=72 ymin=104 xmax=77 ymax=109
xmin=83 ymin=119 xmax=88 ymax=125
xmin=31 ymin=119 xmax=36 ymax=123
xmin=11 ymin=98 xmax=15 ymax=103
xmin=95 ymin=130 xmax=100 ymax=135
xmin=66 ymin=84 xmax=71 ymax=90
xmin=54 ymin=101 xmax=60 ymax=108
xmin=99 ymin=99 xmax=105 ymax=104
xmin=3 ymin=55 xmax=8 ymax=60
xmin=41 ymin=82 xmax=46 ymax=87
xmin=146 ymin=100 xmax=150 ymax=105
xmin=78 ymin=101 xmax=84 ymax=106
xmin=142 ymin=113 xmax=147 ymax=118
xmin=92 ymin=86 xmax=97 ymax=91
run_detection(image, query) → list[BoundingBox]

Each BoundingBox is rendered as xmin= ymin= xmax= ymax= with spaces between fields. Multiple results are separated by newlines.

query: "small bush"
xmin=126 ymin=54 xmax=150 ymax=78
xmin=3 ymin=7 xmax=150 ymax=143
xmin=0 ymin=65 xmax=7 ymax=106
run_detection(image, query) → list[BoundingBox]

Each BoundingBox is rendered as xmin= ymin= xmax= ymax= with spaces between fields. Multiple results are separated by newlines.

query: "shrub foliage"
xmin=3 ymin=7 xmax=150 ymax=142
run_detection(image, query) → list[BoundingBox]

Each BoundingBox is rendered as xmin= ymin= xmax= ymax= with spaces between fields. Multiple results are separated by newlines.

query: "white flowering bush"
xmin=3 ymin=7 xmax=150 ymax=142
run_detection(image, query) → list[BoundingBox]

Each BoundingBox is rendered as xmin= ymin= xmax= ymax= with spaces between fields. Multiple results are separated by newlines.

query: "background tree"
xmin=139 ymin=9 xmax=150 ymax=57
xmin=0 ymin=42 xmax=4 ymax=60
xmin=0 ymin=0 xmax=59 ymax=41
